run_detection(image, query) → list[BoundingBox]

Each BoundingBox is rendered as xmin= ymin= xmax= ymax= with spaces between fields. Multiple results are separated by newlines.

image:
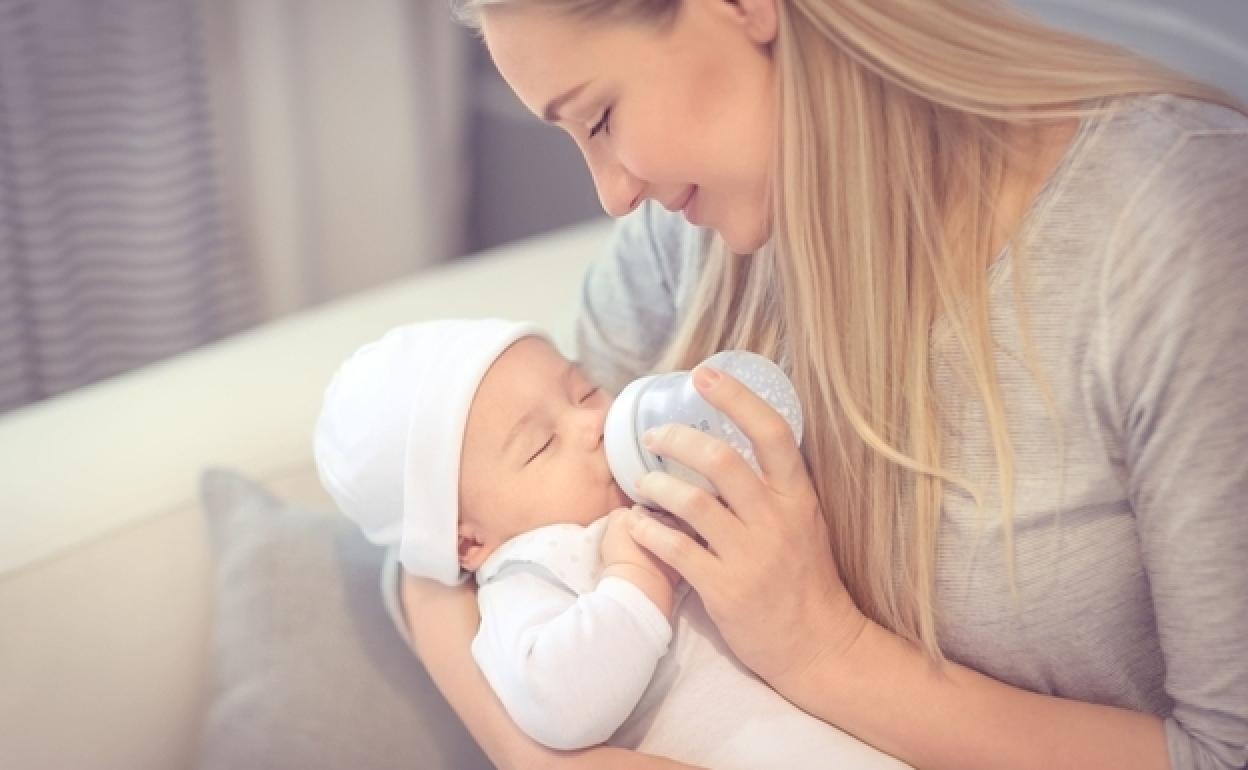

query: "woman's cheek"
xmin=614 ymin=122 xmax=685 ymax=186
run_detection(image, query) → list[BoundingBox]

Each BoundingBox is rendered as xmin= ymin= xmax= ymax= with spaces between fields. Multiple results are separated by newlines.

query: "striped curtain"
xmin=0 ymin=0 xmax=256 ymax=414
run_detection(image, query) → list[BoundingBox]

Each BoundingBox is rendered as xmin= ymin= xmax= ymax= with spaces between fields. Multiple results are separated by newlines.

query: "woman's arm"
xmin=777 ymin=620 xmax=1170 ymax=770
xmin=398 ymin=572 xmax=704 ymax=770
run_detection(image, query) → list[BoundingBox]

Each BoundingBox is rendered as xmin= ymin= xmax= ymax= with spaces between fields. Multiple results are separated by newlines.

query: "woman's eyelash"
xmin=589 ymin=109 xmax=612 ymax=138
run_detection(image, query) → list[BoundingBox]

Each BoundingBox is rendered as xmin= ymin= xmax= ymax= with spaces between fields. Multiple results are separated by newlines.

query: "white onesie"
xmin=470 ymin=516 xmax=911 ymax=769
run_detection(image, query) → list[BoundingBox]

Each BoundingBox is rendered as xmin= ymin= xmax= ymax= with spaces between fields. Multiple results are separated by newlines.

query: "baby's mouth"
xmin=609 ymin=478 xmax=632 ymax=509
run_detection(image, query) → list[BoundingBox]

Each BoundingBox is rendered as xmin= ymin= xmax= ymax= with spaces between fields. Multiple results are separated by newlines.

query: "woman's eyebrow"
xmin=543 ymin=80 xmax=591 ymax=123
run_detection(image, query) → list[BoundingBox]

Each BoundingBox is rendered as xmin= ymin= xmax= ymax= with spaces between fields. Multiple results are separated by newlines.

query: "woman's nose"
xmin=586 ymin=152 xmax=643 ymax=218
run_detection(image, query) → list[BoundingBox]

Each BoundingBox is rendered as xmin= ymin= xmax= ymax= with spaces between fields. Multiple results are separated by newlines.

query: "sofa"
xmin=0 ymin=218 xmax=615 ymax=770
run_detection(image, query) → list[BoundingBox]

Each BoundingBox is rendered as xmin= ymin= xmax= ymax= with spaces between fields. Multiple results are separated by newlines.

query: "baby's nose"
xmin=576 ymin=405 xmax=607 ymax=450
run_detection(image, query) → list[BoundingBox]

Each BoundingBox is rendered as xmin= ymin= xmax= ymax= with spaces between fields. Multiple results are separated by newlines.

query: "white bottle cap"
xmin=604 ymin=375 xmax=656 ymax=506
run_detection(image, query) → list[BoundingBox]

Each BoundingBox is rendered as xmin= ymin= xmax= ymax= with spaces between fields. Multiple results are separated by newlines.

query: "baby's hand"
xmin=602 ymin=505 xmax=681 ymax=588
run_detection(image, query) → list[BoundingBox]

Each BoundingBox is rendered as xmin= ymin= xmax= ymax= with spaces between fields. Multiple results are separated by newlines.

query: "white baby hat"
xmin=313 ymin=318 xmax=549 ymax=585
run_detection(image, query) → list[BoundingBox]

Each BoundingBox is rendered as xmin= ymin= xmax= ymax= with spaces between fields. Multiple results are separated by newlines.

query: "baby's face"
xmin=456 ymin=336 xmax=632 ymax=570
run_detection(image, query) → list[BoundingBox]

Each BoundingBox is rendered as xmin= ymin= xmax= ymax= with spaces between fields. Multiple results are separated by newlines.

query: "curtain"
xmin=208 ymin=0 xmax=471 ymax=317
xmin=0 ymin=0 xmax=472 ymax=413
xmin=0 ymin=0 xmax=256 ymax=413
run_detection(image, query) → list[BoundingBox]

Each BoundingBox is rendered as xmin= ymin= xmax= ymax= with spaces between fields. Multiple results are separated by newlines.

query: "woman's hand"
xmin=626 ymin=364 xmax=867 ymax=690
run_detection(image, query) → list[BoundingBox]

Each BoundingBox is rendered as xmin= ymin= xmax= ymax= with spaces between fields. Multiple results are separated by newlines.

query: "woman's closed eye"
xmin=589 ymin=108 xmax=612 ymax=139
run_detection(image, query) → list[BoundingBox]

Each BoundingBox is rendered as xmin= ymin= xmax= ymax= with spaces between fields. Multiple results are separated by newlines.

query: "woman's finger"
xmin=626 ymin=506 xmax=718 ymax=592
xmin=692 ymin=364 xmax=810 ymax=497
xmin=635 ymin=467 xmax=746 ymax=556
xmin=641 ymin=422 xmax=772 ymax=524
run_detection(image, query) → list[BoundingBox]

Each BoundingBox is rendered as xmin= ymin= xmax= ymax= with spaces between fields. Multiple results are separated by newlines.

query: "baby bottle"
xmin=604 ymin=350 xmax=803 ymax=507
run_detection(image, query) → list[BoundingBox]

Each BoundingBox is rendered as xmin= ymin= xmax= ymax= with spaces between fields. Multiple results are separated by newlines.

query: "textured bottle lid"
xmin=604 ymin=375 xmax=656 ymax=506
xmin=703 ymin=349 xmax=803 ymax=449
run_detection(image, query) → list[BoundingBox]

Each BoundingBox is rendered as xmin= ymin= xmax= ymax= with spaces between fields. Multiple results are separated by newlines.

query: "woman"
xmin=396 ymin=1 xmax=1248 ymax=768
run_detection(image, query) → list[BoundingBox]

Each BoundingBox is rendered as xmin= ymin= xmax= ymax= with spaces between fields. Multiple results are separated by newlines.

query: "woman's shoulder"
xmin=577 ymin=202 xmax=708 ymax=391
xmin=1011 ymin=92 xmax=1246 ymax=371
xmin=1060 ymin=93 xmax=1247 ymax=245
xmin=1082 ymin=93 xmax=1248 ymax=187
xmin=1122 ymin=91 xmax=1248 ymax=134
xmin=1093 ymin=92 xmax=1248 ymax=147
xmin=1084 ymin=95 xmax=1247 ymax=356
xmin=607 ymin=200 xmax=708 ymax=277
xmin=1099 ymin=94 xmax=1247 ymax=227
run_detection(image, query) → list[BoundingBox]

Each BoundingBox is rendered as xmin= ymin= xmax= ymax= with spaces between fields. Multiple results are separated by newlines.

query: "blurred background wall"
xmin=0 ymin=0 xmax=1244 ymax=413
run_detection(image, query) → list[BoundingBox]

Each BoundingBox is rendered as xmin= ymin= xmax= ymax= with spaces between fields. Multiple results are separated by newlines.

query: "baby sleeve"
xmin=471 ymin=565 xmax=673 ymax=751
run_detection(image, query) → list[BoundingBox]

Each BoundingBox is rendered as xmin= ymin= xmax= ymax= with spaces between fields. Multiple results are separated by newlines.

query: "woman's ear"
xmin=707 ymin=0 xmax=778 ymax=47
xmin=740 ymin=0 xmax=779 ymax=45
xmin=458 ymin=523 xmax=490 ymax=572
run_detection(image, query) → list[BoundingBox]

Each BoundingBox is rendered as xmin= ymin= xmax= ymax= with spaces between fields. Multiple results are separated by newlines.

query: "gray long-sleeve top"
xmin=573 ymin=94 xmax=1248 ymax=769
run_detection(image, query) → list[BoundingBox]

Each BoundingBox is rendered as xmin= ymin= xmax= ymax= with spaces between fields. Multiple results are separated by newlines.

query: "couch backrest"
xmin=0 ymin=219 xmax=614 ymax=770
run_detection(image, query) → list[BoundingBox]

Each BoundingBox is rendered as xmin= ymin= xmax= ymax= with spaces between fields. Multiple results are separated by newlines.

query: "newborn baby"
xmin=314 ymin=318 xmax=909 ymax=769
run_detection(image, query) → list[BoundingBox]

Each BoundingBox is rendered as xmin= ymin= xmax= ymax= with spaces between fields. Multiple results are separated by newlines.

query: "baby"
xmin=314 ymin=318 xmax=908 ymax=769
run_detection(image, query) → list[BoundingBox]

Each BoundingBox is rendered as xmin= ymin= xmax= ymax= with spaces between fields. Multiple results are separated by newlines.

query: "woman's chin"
xmin=724 ymin=229 xmax=770 ymax=256
xmin=714 ymin=216 xmax=771 ymax=256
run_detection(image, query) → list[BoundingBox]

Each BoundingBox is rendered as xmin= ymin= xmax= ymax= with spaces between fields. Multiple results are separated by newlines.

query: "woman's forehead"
xmin=480 ymin=6 xmax=601 ymax=67
xmin=483 ymin=12 xmax=604 ymax=91
xmin=480 ymin=6 xmax=664 ymax=115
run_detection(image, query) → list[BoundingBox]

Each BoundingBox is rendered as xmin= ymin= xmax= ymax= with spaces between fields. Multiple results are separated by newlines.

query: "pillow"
xmin=196 ymin=468 xmax=492 ymax=770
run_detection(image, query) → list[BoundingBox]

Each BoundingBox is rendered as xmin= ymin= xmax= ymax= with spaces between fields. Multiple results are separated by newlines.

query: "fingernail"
xmin=642 ymin=428 xmax=658 ymax=449
xmin=694 ymin=366 xmax=721 ymax=391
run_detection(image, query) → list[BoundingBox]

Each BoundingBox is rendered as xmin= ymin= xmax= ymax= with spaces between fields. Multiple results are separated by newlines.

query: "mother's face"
xmin=481 ymin=0 xmax=779 ymax=254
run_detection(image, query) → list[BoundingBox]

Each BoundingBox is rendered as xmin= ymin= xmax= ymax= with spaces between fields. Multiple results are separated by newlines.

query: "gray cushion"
xmin=196 ymin=468 xmax=492 ymax=770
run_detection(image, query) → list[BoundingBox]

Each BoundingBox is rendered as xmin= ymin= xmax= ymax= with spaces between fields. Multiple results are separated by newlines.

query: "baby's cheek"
xmin=558 ymin=469 xmax=599 ymax=517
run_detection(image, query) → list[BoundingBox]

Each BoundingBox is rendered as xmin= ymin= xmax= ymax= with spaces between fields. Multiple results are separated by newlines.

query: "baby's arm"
xmin=472 ymin=564 xmax=674 ymax=751
xmin=401 ymin=573 xmax=704 ymax=770
xmin=600 ymin=507 xmax=681 ymax=617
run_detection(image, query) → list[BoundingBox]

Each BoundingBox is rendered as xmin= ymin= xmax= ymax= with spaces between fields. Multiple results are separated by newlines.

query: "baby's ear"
xmin=457 ymin=525 xmax=489 ymax=572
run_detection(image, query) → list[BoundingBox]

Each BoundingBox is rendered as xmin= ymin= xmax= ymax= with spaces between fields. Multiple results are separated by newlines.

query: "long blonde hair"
xmin=455 ymin=0 xmax=1244 ymax=657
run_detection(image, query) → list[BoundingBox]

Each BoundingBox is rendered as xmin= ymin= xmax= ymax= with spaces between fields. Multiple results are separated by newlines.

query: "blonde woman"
xmin=393 ymin=1 xmax=1248 ymax=768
